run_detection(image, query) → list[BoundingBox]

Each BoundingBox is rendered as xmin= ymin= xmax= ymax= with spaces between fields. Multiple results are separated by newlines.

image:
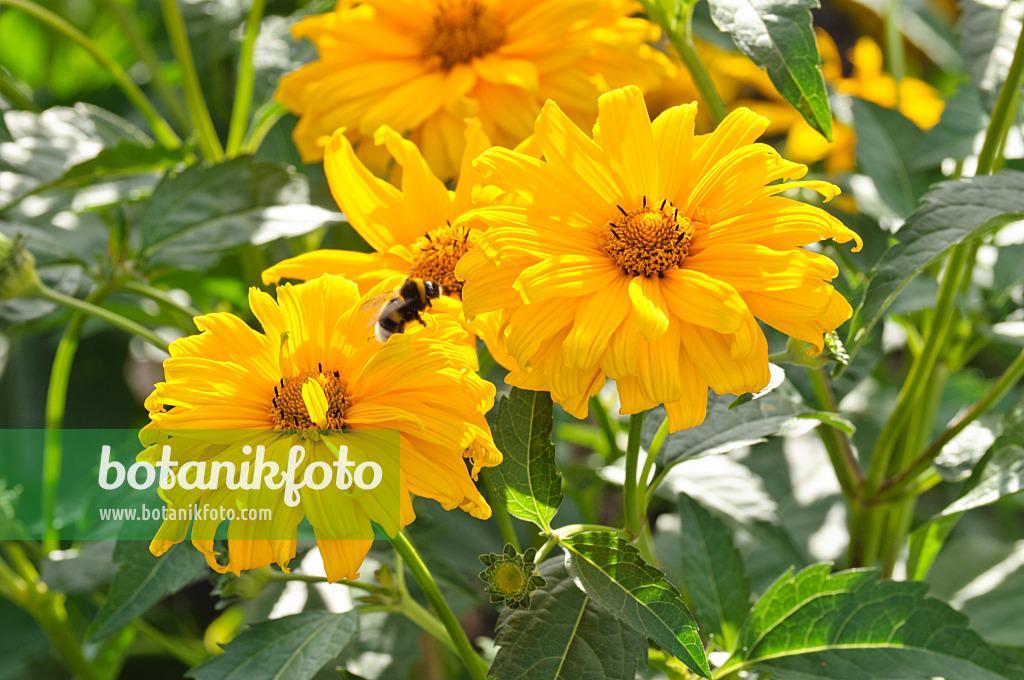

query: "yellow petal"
xmin=628 ymin=275 xmax=670 ymax=341
xmin=594 ymin=85 xmax=659 ymax=202
xmin=660 ymin=269 xmax=747 ymax=333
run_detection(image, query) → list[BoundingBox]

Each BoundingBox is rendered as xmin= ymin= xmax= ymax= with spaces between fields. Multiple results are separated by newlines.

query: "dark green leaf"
xmin=88 ymin=541 xmax=208 ymax=640
xmin=336 ymin=611 xmax=421 ymax=680
xmin=674 ymin=494 xmax=750 ymax=650
xmin=187 ymin=611 xmax=358 ymax=680
xmin=851 ymin=98 xmax=933 ymax=218
xmin=720 ymin=564 xmax=1013 ymax=680
xmin=913 ymin=83 xmax=987 ymax=170
xmin=138 ymin=157 xmax=340 ymax=270
xmin=41 ymin=541 xmax=117 ymax=595
xmin=960 ymin=0 xmax=1024 ymax=112
xmin=707 ymin=0 xmax=832 ymax=140
xmin=847 ymin=171 xmax=1024 ymax=357
xmin=490 ymin=387 xmax=562 ymax=531
xmin=648 ymin=381 xmax=807 ymax=470
xmin=560 ymin=532 xmax=710 ymax=678
xmin=491 ymin=559 xmax=648 ymax=680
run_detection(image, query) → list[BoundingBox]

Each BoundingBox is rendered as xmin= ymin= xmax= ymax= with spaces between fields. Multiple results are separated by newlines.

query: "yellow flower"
xmin=455 ymin=86 xmax=861 ymax=432
xmin=275 ymin=0 xmax=672 ymax=179
xmin=261 ymin=119 xmax=517 ymax=370
xmin=142 ymin=274 xmax=501 ymax=582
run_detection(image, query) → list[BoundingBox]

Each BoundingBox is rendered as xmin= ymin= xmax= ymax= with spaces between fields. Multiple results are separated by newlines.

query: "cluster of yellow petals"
xmin=275 ymin=0 xmax=671 ymax=180
xmin=261 ymin=117 xmax=516 ymax=369
xmin=142 ymin=275 xmax=501 ymax=582
xmin=456 ymin=86 xmax=862 ymax=431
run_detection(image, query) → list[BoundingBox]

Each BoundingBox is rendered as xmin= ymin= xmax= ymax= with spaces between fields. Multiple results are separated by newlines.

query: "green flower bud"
xmin=478 ymin=543 xmax=546 ymax=610
xmin=0 ymin=233 xmax=42 ymax=300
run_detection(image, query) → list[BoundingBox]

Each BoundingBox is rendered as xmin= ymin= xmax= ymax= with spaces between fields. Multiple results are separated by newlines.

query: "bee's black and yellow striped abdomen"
xmin=373 ymin=277 xmax=443 ymax=343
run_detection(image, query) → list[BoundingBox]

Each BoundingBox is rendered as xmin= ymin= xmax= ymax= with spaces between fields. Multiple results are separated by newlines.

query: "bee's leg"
xmin=414 ymin=312 xmax=427 ymax=326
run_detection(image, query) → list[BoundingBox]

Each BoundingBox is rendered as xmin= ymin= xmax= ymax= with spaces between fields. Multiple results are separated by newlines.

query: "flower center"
xmin=423 ymin=0 xmax=505 ymax=71
xmin=599 ymin=198 xmax=696 ymax=278
xmin=492 ymin=562 xmax=527 ymax=595
xmin=408 ymin=222 xmax=479 ymax=297
xmin=271 ymin=366 xmax=348 ymax=431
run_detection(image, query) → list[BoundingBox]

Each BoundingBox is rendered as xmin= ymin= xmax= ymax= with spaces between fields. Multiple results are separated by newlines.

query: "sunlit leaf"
xmin=561 ymin=532 xmax=710 ymax=678
xmin=491 ymin=559 xmax=647 ymax=680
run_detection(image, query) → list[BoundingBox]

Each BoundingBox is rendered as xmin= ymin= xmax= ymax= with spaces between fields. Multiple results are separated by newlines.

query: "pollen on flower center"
xmin=422 ymin=0 xmax=505 ymax=71
xmin=409 ymin=222 xmax=479 ymax=297
xmin=599 ymin=198 xmax=697 ymax=277
xmin=271 ymin=366 xmax=348 ymax=431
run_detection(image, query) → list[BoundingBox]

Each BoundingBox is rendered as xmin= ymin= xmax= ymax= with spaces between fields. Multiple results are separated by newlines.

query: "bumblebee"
xmin=363 ymin=277 xmax=442 ymax=343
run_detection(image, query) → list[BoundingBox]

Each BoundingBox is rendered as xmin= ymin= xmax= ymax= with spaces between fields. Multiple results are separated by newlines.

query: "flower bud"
xmin=0 ymin=233 xmax=43 ymax=300
xmin=478 ymin=543 xmax=546 ymax=610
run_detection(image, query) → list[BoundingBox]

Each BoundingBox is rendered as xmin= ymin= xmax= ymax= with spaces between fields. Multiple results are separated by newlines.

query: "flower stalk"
xmin=391 ymin=532 xmax=489 ymax=680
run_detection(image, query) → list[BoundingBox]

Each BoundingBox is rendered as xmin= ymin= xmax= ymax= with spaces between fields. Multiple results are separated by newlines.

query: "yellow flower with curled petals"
xmin=142 ymin=274 xmax=501 ymax=582
xmin=275 ymin=0 xmax=672 ymax=179
xmin=456 ymin=86 xmax=861 ymax=432
xmin=262 ymin=119 xmax=516 ymax=370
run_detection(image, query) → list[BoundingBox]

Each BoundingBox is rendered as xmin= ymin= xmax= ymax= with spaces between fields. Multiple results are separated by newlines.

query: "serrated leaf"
xmin=187 ymin=611 xmax=358 ymax=680
xmin=138 ymin=157 xmax=339 ymax=270
xmin=720 ymin=563 xmax=1013 ymax=680
xmin=674 ymin=494 xmax=750 ymax=650
xmin=491 ymin=559 xmax=647 ymax=680
xmin=490 ymin=387 xmax=562 ymax=531
xmin=847 ymin=171 xmax=1024 ymax=357
xmin=560 ymin=532 xmax=710 ymax=677
xmin=88 ymin=541 xmax=208 ymax=640
xmin=851 ymin=98 xmax=934 ymax=218
xmin=960 ymin=0 xmax=1024 ymax=112
xmin=707 ymin=0 xmax=832 ymax=140
xmin=647 ymin=381 xmax=807 ymax=470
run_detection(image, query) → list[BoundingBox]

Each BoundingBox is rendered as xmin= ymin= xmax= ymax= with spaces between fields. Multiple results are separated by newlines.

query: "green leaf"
xmin=720 ymin=564 xmax=1014 ymax=680
xmin=560 ymin=531 xmax=710 ymax=678
xmin=906 ymin=513 xmax=961 ymax=582
xmin=138 ymin=157 xmax=341 ymax=270
xmin=960 ymin=0 xmax=1024 ymax=112
xmin=913 ymin=83 xmax=988 ymax=170
xmin=491 ymin=559 xmax=648 ymax=680
xmin=88 ymin=541 xmax=209 ymax=640
xmin=647 ymin=380 xmax=808 ymax=470
xmin=674 ymin=494 xmax=750 ymax=651
xmin=490 ymin=387 xmax=562 ymax=531
xmin=187 ymin=611 xmax=359 ymax=680
xmin=851 ymin=98 xmax=933 ymax=218
xmin=707 ymin=0 xmax=832 ymax=140
xmin=847 ymin=171 xmax=1024 ymax=357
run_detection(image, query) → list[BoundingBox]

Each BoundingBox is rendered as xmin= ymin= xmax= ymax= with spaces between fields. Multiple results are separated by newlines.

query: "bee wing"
xmin=359 ymin=292 xmax=393 ymax=327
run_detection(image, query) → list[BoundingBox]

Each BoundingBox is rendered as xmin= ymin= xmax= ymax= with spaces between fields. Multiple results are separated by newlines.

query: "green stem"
xmin=41 ymin=310 xmax=86 ymax=552
xmin=132 ymin=619 xmax=208 ymax=667
xmin=391 ymin=595 xmax=459 ymax=655
xmin=241 ymin=102 xmax=287 ymax=154
xmin=97 ymin=0 xmax=189 ymax=130
xmin=665 ymin=1 xmax=727 ymax=125
xmin=159 ymin=0 xmax=224 ymax=161
xmin=885 ymin=0 xmax=906 ymax=107
xmin=880 ymin=347 xmax=1024 ymax=502
xmin=36 ymin=285 xmax=170 ymax=352
xmin=480 ymin=469 xmax=521 ymax=551
xmin=0 ymin=0 xmax=180 ymax=147
xmin=807 ymin=366 xmax=863 ymax=500
xmin=226 ymin=0 xmax=267 ymax=157
xmin=590 ymin=395 xmax=622 ymax=458
xmin=391 ymin=532 xmax=488 ymax=680
xmin=2 ymin=545 xmax=102 ymax=680
xmin=623 ymin=412 xmax=656 ymax=563
xmin=121 ymin=280 xmax=201 ymax=320
xmin=976 ymin=21 xmax=1024 ymax=176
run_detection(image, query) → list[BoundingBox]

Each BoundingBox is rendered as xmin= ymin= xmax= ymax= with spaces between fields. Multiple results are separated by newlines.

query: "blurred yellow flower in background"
xmin=262 ymin=118 xmax=516 ymax=369
xmin=275 ymin=0 xmax=672 ymax=180
xmin=142 ymin=275 xmax=501 ymax=582
xmin=456 ymin=86 xmax=861 ymax=431
xmin=780 ymin=33 xmax=944 ymax=174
